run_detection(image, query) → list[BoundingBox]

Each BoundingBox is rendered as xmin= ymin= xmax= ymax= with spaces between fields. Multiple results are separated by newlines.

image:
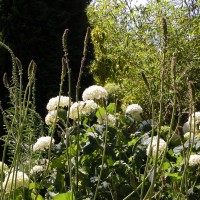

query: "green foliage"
xmin=87 ymin=0 xmax=200 ymax=112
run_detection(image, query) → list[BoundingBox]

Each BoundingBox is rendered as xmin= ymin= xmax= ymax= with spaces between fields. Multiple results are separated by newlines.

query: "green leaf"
xmin=54 ymin=172 xmax=65 ymax=193
xmin=165 ymin=172 xmax=181 ymax=180
xmin=53 ymin=192 xmax=74 ymax=200
xmin=163 ymin=161 xmax=170 ymax=170
xmin=29 ymin=183 xmax=36 ymax=190
xmin=106 ymin=103 xmax=116 ymax=114
xmin=51 ymin=155 xmax=66 ymax=170
xmin=96 ymin=107 xmax=106 ymax=119
xmin=31 ymin=190 xmax=44 ymax=200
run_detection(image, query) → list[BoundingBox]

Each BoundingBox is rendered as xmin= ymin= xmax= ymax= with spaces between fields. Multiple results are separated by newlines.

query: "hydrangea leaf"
xmin=53 ymin=192 xmax=74 ymax=200
xmin=106 ymin=103 xmax=116 ymax=114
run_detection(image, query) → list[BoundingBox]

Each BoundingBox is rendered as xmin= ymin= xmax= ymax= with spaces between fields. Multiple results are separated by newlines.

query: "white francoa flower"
xmin=125 ymin=104 xmax=143 ymax=121
xmin=146 ymin=136 xmax=167 ymax=157
xmin=69 ymin=100 xmax=98 ymax=120
xmin=45 ymin=110 xmax=58 ymax=125
xmin=46 ymin=96 xmax=71 ymax=111
xmin=3 ymin=171 xmax=29 ymax=192
xmin=82 ymin=85 xmax=108 ymax=101
xmin=33 ymin=136 xmax=55 ymax=152
xmin=30 ymin=165 xmax=44 ymax=174
xmin=189 ymin=154 xmax=200 ymax=166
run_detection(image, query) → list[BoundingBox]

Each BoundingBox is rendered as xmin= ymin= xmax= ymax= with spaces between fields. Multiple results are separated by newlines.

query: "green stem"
xmin=93 ymin=104 xmax=108 ymax=200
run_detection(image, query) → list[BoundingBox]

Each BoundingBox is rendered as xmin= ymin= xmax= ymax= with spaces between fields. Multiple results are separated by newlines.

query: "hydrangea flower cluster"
xmin=33 ymin=136 xmax=55 ymax=152
xmin=189 ymin=154 xmax=200 ymax=166
xmin=189 ymin=112 xmax=200 ymax=125
xmin=45 ymin=110 xmax=58 ymax=125
xmin=3 ymin=171 xmax=29 ymax=192
xmin=45 ymin=95 xmax=71 ymax=125
xmin=125 ymin=104 xmax=143 ymax=121
xmin=46 ymin=96 xmax=71 ymax=111
xmin=30 ymin=165 xmax=44 ymax=174
xmin=146 ymin=136 xmax=167 ymax=157
xmin=82 ymin=85 xmax=108 ymax=101
xmin=69 ymin=100 xmax=98 ymax=120
xmin=183 ymin=112 xmax=200 ymax=134
xmin=184 ymin=132 xmax=194 ymax=140
xmin=97 ymin=113 xmax=116 ymax=125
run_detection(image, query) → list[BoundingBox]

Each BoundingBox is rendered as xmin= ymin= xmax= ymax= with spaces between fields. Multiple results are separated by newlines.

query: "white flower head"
xmin=183 ymin=121 xmax=190 ymax=133
xmin=46 ymin=96 xmax=71 ymax=111
xmin=189 ymin=154 xmax=200 ymax=166
xmin=97 ymin=113 xmax=116 ymax=125
xmin=184 ymin=132 xmax=194 ymax=140
xmin=33 ymin=136 xmax=55 ymax=152
xmin=45 ymin=110 xmax=58 ymax=125
xmin=82 ymin=100 xmax=98 ymax=115
xmin=189 ymin=112 xmax=200 ymax=125
xmin=3 ymin=171 xmax=29 ymax=192
xmin=69 ymin=100 xmax=98 ymax=120
xmin=125 ymin=104 xmax=143 ymax=121
xmin=82 ymin=85 xmax=108 ymax=101
xmin=146 ymin=136 xmax=167 ymax=157
xmin=30 ymin=165 xmax=44 ymax=175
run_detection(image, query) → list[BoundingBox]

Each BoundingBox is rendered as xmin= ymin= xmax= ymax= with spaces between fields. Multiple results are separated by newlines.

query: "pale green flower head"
xmin=104 ymin=83 xmax=120 ymax=96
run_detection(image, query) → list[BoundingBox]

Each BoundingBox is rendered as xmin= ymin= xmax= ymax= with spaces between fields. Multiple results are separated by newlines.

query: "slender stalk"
xmin=62 ymin=29 xmax=73 ymax=194
xmin=178 ymin=81 xmax=195 ymax=199
xmin=143 ymin=16 xmax=168 ymax=200
xmin=140 ymin=72 xmax=155 ymax=200
xmin=74 ymin=27 xmax=90 ymax=193
xmin=93 ymin=99 xmax=108 ymax=200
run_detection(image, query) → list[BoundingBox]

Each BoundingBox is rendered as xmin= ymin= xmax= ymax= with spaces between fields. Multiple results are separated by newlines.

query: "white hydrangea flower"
xmin=189 ymin=154 xmax=200 ymax=166
xmin=69 ymin=100 xmax=98 ymax=120
xmin=125 ymin=104 xmax=143 ymax=121
xmin=183 ymin=121 xmax=190 ymax=133
xmin=184 ymin=132 xmax=194 ymax=140
xmin=3 ymin=171 xmax=29 ymax=192
xmin=107 ymin=114 xmax=116 ymax=124
xmin=46 ymin=96 xmax=71 ymax=111
xmin=189 ymin=112 xmax=200 ymax=125
xmin=146 ymin=136 xmax=167 ymax=157
xmin=30 ymin=165 xmax=43 ymax=174
xmin=40 ymin=159 xmax=49 ymax=166
xmin=33 ymin=136 xmax=55 ymax=152
xmin=82 ymin=85 xmax=108 ymax=101
xmin=82 ymin=100 xmax=98 ymax=115
xmin=97 ymin=113 xmax=116 ymax=125
xmin=45 ymin=110 xmax=58 ymax=125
